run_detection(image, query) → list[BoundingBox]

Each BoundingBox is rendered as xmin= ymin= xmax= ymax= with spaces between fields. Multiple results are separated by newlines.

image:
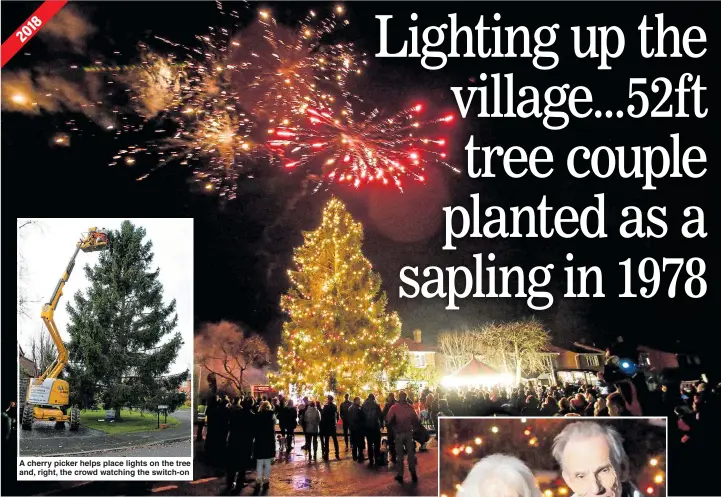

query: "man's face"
xmin=561 ymin=435 xmax=620 ymax=497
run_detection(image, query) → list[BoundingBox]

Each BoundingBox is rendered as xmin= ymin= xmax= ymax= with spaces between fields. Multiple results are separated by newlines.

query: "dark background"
xmin=4 ymin=2 xmax=718 ymax=361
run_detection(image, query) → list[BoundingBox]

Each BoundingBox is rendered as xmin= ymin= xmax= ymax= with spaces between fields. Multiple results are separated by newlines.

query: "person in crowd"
xmin=583 ymin=393 xmax=597 ymax=416
xmin=570 ymin=394 xmax=587 ymax=415
xmin=521 ymin=395 xmax=541 ymax=416
xmin=339 ymin=393 xmax=353 ymax=451
xmin=362 ymin=393 xmax=383 ymax=466
xmin=196 ymin=402 xmax=206 ymax=442
xmin=425 ymin=393 xmax=438 ymax=436
xmin=320 ymin=395 xmax=340 ymax=461
xmin=278 ymin=398 xmax=297 ymax=456
xmin=224 ymin=397 xmax=255 ymax=494
xmin=204 ymin=395 xmax=219 ymax=458
xmin=437 ymin=398 xmax=454 ymax=417
xmin=348 ymin=396 xmax=365 ymax=462
xmin=253 ymin=401 xmax=276 ymax=493
xmin=381 ymin=392 xmax=397 ymax=464
xmin=206 ymin=394 xmax=230 ymax=469
xmin=386 ymin=390 xmax=419 ymax=484
xmin=2 ymin=401 xmax=14 ymax=442
xmin=556 ymin=397 xmax=572 ymax=417
xmin=607 ymin=392 xmax=630 ymax=416
xmin=594 ymin=397 xmax=609 ymax=416
xmin=298 ymin=396 xmax=309 ymax=450
xmin=540 ymin=396 xmax=559 ymax=416
xmin=303 ymin=400 xmax=321 ymax=461
xmin=460 ymin=454 xmax=542 ymax=497
xmin=552 ymin=421 xmax=643 ymax=497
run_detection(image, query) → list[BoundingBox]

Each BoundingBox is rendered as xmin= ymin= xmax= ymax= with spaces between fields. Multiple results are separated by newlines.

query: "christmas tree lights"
xmin=269 ymin=198 xmax=409 ymax=396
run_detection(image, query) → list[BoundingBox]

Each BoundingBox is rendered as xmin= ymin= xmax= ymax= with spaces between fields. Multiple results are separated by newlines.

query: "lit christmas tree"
xmin=269 ymin=198 xmax=409 ymax=396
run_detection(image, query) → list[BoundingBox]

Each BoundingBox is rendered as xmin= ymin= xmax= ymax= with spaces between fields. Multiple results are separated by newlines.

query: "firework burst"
xmin=110 ymin=3 xmax=363 ymax=199
xmin=267 ymin=103 xmax=458 ymax=191
xmin=229 ymin=5 xmax=365 ymax=124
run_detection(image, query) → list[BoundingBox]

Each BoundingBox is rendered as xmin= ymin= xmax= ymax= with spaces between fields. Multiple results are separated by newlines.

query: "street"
xmin=19 ymin=409 xmax=192 ymax=457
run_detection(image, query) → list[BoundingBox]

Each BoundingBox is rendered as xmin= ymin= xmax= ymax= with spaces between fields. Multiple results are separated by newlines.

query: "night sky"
xmin=4 ymin=2 xmax=719 ymax=362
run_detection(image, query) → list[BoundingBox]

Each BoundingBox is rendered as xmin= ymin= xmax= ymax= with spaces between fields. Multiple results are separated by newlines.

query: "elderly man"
xmin=552 ymin=422 xmax=643 ymax=497
xmin=460 ymin=454 xmax=541 ymax=497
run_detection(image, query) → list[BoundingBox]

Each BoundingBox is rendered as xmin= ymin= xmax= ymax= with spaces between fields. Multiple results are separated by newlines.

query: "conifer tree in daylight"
xmin=67 ymin=221 xmax=188 ymax=417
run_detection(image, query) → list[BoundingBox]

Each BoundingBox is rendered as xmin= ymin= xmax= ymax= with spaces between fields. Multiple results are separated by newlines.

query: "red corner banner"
xmin=1 ymin=1 xmax=68 ymax=68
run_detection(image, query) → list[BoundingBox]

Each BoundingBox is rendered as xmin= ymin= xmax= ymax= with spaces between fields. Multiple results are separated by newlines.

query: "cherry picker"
xmin=21 ymin=228 xmax=110 ymax=431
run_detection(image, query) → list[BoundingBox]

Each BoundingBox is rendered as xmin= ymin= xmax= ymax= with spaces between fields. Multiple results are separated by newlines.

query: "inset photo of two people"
xmin=439 ymin=417 xmax=667 ymax=497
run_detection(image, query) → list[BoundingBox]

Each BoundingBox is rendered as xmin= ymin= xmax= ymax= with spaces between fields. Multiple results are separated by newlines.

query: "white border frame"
xmin=437 ymin=415 xmax=669 ymax=497
xmin=16 ymin=218 xmax=195 ymax=470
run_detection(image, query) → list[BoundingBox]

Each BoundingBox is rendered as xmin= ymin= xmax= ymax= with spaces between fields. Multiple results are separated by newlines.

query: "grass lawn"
xmin=177 ymin=405 xmax=191 ymax=410
xmin=80 ymin=409 xmax=179 ymax=434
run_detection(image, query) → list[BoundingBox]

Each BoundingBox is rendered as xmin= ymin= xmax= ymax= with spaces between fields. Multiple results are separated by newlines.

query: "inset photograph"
xmin=17 ymin=219 xmax=193 ymax=457
xmin=439 ymin=417 xmax=667 ymax=497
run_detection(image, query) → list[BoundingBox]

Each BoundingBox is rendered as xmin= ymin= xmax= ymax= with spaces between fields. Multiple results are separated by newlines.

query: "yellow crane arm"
xmin=37 ymin=228 xmax=109 ymax=381
xmin=38 ymin=245 xmax=80 ymax=381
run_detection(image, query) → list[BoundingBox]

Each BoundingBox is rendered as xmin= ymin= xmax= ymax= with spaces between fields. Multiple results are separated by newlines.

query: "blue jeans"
xmin=255 ymin=458 xmax=271 ymax=482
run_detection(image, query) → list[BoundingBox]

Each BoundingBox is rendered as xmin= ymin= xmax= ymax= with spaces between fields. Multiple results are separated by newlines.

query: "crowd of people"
xmin=198 ymin=389 xmax=432 ymax=495
xmin=197 ymin=364 xmax=720 ymax=496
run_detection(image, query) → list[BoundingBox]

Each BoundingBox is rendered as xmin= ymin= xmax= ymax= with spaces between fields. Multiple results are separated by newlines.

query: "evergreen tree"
xmin=66 ymin=221 xmax=188 ymax=418
xmin=269 ymin=198 xmax=408 ymax=396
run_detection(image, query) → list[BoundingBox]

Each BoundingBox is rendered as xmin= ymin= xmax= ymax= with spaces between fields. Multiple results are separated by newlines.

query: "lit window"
xmin=414 ymin=353 xmax=426 ymax=368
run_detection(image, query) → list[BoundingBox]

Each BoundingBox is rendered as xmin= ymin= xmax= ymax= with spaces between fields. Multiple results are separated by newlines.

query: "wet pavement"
xmin=19 ymin=409 xmax=192 ymax=457
xmin=155 ymin=434 xmax=439 ymax=496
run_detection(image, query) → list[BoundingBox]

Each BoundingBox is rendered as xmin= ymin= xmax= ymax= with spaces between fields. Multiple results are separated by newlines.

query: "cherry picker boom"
xmin=21 ymin=227 xmax=110 ymax=431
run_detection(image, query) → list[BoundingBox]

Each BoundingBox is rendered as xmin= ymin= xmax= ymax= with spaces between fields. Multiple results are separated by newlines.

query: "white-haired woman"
xmin=459 ymin=454 xmax=542 ymax=497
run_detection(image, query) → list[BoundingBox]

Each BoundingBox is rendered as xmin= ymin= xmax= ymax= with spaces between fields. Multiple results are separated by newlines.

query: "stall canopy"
xmin=441 ymin=357 xmax=514 ymax=388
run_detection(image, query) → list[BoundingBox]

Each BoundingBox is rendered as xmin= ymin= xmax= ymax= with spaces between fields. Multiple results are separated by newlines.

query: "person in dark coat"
xmin=204 ymin=395 xmax=218 ymax=456
xmin=225 ymin=398 xmax=255 ymax=494
xmin=253 ymin=401 xmax=276 ymax=493
xmin=339 ymin=394 xmax=353 ymax=451
xmin=540 ymin=396 xmax=560 ymax=416
xmin=278 ymin=399 xmax=297 ymax=455
xmin=381 ymin=393 xmax=397 ymax=464
xmin=361 ymin=394 xmax=383 ymax=466
xmin=303 ymin=401 xmax=321 ymax=461
xmin=347 ymin=396 xmax=365 ymax=462
xmin=206 ymin=395 xmax=230 ymax=468
xmin=320 ymin=395 xmax=340 ymax=460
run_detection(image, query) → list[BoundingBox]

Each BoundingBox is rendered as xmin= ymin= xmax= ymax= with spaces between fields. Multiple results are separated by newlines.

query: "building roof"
xmin=542 ymin=343 xmax=605 ymax=355
xmin=398 ymin=338 xmax=436 ymax=353
xmin=452 ymin=357 xmax=500 ymax=377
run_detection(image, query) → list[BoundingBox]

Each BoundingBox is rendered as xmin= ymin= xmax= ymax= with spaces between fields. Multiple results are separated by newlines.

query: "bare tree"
xmin=476 ymin=318 xmax=551 ymax=384
xmin=438 ymin=329 xmax=482 ymax=372
xmin=30 ymin=326 xmax=56 ymax=376
xmin=17 ymin=220 xmax=42 ymax=319
xmin=194 ymin=321 xmax=271 ymax=395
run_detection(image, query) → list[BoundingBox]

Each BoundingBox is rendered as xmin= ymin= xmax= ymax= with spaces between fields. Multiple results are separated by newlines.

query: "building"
xmin=178 ymin=378 xmax=192 ymax=395
xmin=19 ymin=345 xmax=38 ymax=412
xmin=637 ymin=344 xmax=702 ymax=372
xmin=394 ymin=329 xmax=439 ymax=390
xmin=398 ymin=329 xmax=438 ymax=369
xmin=538 ymin=344 xmax=604 ymax=386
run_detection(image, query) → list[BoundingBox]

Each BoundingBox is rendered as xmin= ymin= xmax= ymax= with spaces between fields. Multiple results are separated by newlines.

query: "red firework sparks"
xmin=267 ymin=103 xmax=458 ymax=191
